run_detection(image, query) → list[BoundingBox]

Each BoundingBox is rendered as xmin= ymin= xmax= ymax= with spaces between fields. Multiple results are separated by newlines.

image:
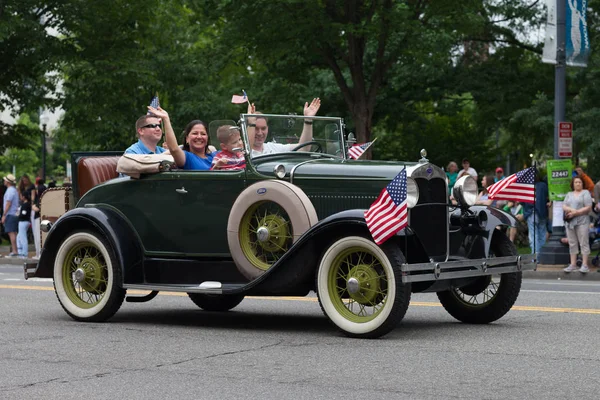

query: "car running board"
xmin=123 ymin=282 xmax=246 ymax=295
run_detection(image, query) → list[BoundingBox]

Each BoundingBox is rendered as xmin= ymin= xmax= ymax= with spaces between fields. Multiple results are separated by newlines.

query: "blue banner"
xmin=566 ymin=0 xmax=590 ymax=67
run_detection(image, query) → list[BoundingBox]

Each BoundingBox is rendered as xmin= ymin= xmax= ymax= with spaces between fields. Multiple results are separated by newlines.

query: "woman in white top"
xmin=563 ymin=176 xmax=593 ymax=273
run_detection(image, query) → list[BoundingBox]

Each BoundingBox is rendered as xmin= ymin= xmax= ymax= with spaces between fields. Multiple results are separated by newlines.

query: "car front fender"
xmin=35 ymin=205 xmax=144 ymax=284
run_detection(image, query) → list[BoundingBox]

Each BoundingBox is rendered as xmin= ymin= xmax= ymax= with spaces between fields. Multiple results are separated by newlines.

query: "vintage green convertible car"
xmin=25 ymin=113 xmax=536 ymax=338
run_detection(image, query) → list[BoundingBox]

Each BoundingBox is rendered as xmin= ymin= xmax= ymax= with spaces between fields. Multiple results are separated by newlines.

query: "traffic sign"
xmin=558 ymin=122 xmax=572 ymax=158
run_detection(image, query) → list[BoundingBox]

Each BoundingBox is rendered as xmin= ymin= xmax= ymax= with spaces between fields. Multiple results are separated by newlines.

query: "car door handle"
xmin=176 ymin=187 xmax=188 ymax=194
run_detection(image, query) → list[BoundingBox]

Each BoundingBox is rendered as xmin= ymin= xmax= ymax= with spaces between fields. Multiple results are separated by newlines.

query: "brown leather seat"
xmin=77 ymin=156 xmax=120 ymax=197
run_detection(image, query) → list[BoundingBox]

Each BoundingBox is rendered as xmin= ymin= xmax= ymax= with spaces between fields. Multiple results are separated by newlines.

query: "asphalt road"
xmin=1 ymin=264 xmax=600 ymax=400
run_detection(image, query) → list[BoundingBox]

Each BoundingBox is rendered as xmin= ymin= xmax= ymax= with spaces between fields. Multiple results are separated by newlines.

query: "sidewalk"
xmin=2 ymin=245 xmax=600 ymax=281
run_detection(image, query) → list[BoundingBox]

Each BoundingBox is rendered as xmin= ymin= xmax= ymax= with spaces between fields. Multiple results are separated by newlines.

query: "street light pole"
xmin=538 ymin=0 xmax=569 ymax=265
xmin=41 ymin=123 xmax=47 ymax=180
xmin=40 ymin=111 xmax=50 ymax=181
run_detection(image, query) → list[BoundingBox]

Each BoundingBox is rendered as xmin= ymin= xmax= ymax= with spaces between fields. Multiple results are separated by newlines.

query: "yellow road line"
xmin=2 ymin=284 xmax=600 ymax=315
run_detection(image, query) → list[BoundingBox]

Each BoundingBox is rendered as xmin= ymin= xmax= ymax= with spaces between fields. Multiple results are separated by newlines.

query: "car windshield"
xmin=240 ymin=114 xmax=347 ymax=158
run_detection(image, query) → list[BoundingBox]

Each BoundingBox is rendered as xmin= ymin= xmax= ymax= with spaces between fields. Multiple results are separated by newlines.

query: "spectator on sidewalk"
xmin=2 ymin=174 xmax=19 ymax=257
xmin=562 ymin=176 xmax=593 ymax=273
xmin=17 ymin=191 xmax=31 ymax=258
xmin=457 ymin=158 xmax=478 ymax=180
xmin=446 ymin=161 xmax=459 ymax=197
xmin=494 ymin=167 xmax=505 ymax=182
xmin=522 ymin=173 xmax=550 ymax=255
xmin=574 ymin=167 xmax=595 ymax=196
xmin=503 ymin=201 xmax=524 ymax=243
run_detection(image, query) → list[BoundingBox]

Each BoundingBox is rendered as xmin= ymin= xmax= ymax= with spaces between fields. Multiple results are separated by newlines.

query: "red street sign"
xmin=558 ymin=122 xmax=572 ymax=158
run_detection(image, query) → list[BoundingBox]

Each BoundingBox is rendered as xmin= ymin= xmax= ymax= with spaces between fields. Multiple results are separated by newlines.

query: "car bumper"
xmin=401 ymin=254 xmax=536 ymax=283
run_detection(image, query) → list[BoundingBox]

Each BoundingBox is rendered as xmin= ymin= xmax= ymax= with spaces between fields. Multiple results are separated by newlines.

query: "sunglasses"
xmin=142 ymin=123 xmax=161 ymax=129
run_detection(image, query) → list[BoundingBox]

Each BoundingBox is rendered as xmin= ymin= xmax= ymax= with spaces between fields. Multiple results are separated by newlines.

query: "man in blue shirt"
xmin=2 ymin=174 xmax=19 ymax=256
xmin=124 ymin=115 xmax=166 ymax=154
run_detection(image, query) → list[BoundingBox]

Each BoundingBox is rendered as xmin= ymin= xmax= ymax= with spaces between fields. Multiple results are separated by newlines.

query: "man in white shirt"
xmin=457 ymin=158 xmax=478 ymax=180
xmin=247 ymin=98 xmax=321 ymax=157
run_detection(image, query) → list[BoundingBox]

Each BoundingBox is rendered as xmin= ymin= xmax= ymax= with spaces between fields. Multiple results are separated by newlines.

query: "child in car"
xmin=211 ymin=125 xmax=246 ymax=171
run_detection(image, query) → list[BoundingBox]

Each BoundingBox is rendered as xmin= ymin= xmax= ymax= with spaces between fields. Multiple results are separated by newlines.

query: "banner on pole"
xmin=566 ymin=0 xmax=590 ymax=66
xmin=542 ymin=0 xmax=590 ymax=67
xmin=542 ymin=0 xmax=557 ymax=64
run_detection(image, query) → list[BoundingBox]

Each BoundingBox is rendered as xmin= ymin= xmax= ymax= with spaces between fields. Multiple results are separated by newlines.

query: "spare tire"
xmin=227 ymin=180 xmax=318 ymax=279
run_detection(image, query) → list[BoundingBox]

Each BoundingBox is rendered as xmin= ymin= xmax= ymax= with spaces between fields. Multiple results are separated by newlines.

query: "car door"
xmin=121 ymin=169 xmax=246 ymax=256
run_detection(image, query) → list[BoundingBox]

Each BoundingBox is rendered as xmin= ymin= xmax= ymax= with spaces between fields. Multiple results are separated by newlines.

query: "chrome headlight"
xmin=273 ymin=164 xmax=286 ymax=179
xmin=406 ymin=177 xmax=419 ymax=208
xmin=452 ymin=175 xmax=478 ymax=206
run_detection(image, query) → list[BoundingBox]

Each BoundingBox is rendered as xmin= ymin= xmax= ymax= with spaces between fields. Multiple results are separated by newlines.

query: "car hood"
xmin=253 ymin=156 xmax=418 ymax=182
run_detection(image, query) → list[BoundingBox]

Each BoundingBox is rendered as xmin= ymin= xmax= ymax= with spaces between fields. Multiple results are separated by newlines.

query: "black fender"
xmin=35 ymin=205 xmax=144 ymax=284
xmin=450 ymin=205 xmax=517 ymax=258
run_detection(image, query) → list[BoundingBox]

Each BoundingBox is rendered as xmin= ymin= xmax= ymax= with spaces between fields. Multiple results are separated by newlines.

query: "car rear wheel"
xmin=187 ymin=293 xmax=245 ymax=311
xmin=437 ymin=230 xmax=522 ymax=324
xmin=227 ymin=180 xmax=318 ymax=280
xmin=316 ymin=236 xmax=411 ymax=339
xmin=53 ymin=231 xmax=125 ymax=322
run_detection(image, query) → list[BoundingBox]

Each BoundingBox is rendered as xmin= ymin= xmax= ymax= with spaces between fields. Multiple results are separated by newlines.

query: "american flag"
xmin=147 ymin=95 xmax=160 ymax=114
xmin=487 ymin=166 xmax=536 ymax=203
xmin=364 ymin=168 xmax=408 ymax=245
xmin=348 ymin=142 xmax=373 ymax=160
xmin=231 ymin=90 xmax=248 ymax=104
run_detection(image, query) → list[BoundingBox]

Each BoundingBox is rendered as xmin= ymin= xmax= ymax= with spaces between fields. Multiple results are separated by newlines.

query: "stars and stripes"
xmin=348 ymin=141 xmax=373 ymax=160
xmin=147 ymin=95 xmax=160 ymax=114
xmin=231 ymin=90 xmax=248 ymax=104
xmin=364 ymin=168 xmax=408 ymax=245
xmin=487 ymin=166 xmax=536 ymax=203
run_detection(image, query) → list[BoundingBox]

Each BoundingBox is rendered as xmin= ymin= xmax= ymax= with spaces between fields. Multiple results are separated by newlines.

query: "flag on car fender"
xmin=364 ymin=168 xmax=408 ymax=245
xmin=487 ymin=166 xmax=536 ymax=203
xmin=231 ymin=90 xmax=248 ymax=104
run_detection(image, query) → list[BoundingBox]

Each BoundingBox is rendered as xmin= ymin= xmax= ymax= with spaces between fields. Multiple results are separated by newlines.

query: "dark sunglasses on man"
xmin=142 ymin=123 xmax=162 ymax=129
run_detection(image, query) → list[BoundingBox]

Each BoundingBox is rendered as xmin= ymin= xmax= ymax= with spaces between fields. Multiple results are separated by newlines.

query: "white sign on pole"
xmin=558 ymin=121 xmax=573 ymax=158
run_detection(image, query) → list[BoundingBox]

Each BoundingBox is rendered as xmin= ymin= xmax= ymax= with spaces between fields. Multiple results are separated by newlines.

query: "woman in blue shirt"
xmin=148 ymin=105 xmax=216 ymax=170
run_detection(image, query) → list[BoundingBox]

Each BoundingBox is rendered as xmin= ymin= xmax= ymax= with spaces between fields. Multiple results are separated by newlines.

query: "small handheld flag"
xmin=364 ymin=168 xmax=408 ymax=245
xmin=487 ymin=166 xmax=536 ymax=203
xmin=348 ymin=138 xmax=377 ymax=160
xmin=231 ymin=90 xmax=248 ymax=104
xmin=147 ymin=95 xmax=160 ymax=114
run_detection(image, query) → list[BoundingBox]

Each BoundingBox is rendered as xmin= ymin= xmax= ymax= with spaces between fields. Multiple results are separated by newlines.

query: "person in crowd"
xmin=594 ymin=179 xmax=600 ymax=212
xmin=30 ymin=178 xmax=45 ymax=259
xmin=475 ymin=175 xmax=494 ymax=206
xmin=246 ymin=98 xmax=321 ymax=156
xmin=211 ymin=125 xmax=246 ymax=171
xmin=149 ymin=105 xmax=217 ymax=170
xmin=446 ymin=161 xmax=459 ymax=197
xmin=503 ymin=201 xmax=524 ymax=243
xmin=17 ymin=191 xmax=31 ymax=258
xmin=124 ymin=114 xmax=166 ymax=155
xmin=574 ymin=167 xmax=595 ymax=196
xmin=494 ymin=167 xmax=505 ymax=182
xmin=2 ymin=174 xmax=19 ymax=257
xmin=456 ymin=158 xmax=478 ymax=180
xmin=18 ymin=174 xmax=36 ymax=201
xmin=522 ymin=173 xmax=550 ymax=255
xmin=62 ymin=177 xmax=72 ymax=188
xmin=563 ymin=176 xmax=593 ymax=273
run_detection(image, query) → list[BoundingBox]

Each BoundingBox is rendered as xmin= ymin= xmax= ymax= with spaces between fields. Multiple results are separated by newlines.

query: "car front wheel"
xmin=437 ymin=230 xmax=522 ymax=324
xmin=53 ymin=231 xmax=125 ymax=322
xmin=316 ymin=236 xmax=411 ymax=339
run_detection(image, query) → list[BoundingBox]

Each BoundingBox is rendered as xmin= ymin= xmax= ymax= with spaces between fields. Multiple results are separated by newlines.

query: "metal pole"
xmin=554 ymin=0 xmax=566 ymax=159
xmin=538 ymin=0 xmax=570 ymax=265
xmin=42 ymin=124 xmax=47 ymax=180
